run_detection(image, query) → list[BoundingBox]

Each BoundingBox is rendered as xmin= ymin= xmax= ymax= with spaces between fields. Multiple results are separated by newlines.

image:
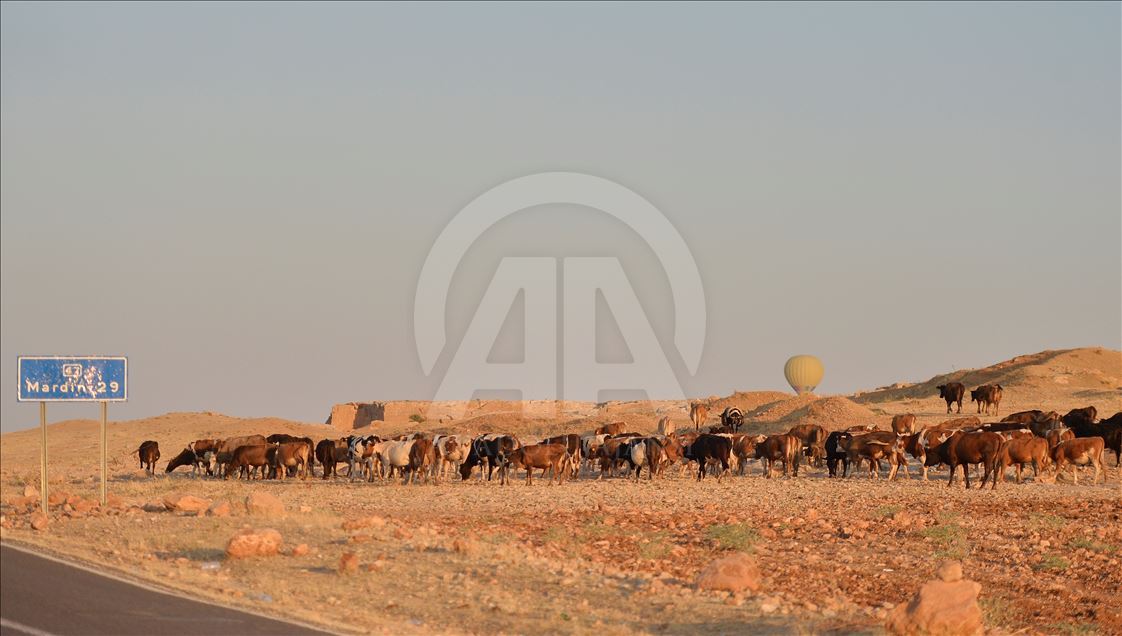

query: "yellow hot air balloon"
xmin=784 ymin=355 xmax=824 ymax=395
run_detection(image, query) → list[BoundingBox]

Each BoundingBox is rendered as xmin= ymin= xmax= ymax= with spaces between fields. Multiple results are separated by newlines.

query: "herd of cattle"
xmin=136 ymin=392 xmax=1121 ymax=490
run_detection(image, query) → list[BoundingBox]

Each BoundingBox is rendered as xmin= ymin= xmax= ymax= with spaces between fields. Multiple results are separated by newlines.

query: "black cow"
xmin=682 ymin=434 xmax=732 ymax=482
xmin=937 ymin=382 xmax=966 ymax=414
xmin=460 ymin=435 xmax=520 ymax=482
xmin=825 ymin=431 xmax=852 ymax=478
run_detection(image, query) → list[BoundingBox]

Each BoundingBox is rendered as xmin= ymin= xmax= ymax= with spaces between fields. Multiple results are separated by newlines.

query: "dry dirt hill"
xmin=852 ymin=347 xmax=1122 ymax=416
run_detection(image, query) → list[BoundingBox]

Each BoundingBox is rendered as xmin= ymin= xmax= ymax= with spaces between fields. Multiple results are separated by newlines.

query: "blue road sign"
xmin=18 ymin=356 xmax=127 ymax=402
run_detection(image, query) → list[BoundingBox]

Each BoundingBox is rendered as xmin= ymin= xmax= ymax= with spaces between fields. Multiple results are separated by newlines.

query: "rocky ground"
xmin=2 ymin=347 xmax=1120 ymax=634
xmin=1 ymin=457 xmax=1120 ymax=635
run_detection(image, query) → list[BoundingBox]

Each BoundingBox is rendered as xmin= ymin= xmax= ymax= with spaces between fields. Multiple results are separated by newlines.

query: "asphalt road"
xmin=0 ymin=543 xmax=329 ymax=635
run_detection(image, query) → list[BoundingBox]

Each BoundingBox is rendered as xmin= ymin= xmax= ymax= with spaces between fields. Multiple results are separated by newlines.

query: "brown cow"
xmin=842 ymin=433 xmax=906 ymax=480
xmin=787 ymin=423 xmax=827 ymax=467
xmin=657 ymin=416 xmax=672 ymax=436
xmin=845 ymin=424 xmax=879 ymax=433
xmin=541 ymin=434 xmax=582 ymax=479
xmin=1045 ymin=427 xmax=1075 ymax=449
xmin=732 ymin=435 xmax=761 ymax=476
xmin=904 ymin=428 xmax=955 ymax=480
xmin=998 ymin=435 xmax=1050 ymax=484
xmin=754 ymin=434 xmax=801 ymax=478
xmin=226 ymin=444 xmax=270 ymax=480
xmin=215 ymin=435 xmax=267 ymax=476
xmin=931 ymin=416 xmax=982 ymax=431
xmin=689 ymin=403 xmax=710 ymax=431
xmin=595 ymin=422 xmax=625 ymax=436
xmin=890 ymin=414 xmax=917 ymax=436
xmin=937 ymin=382 xmax=966 ymax=414
xmin=504 ymin=443 xmax=568 ymax=485
xmin=1001 ymin=410 xmax=1043 ymax=424
xmin=1051 ymin=437 xmax=1105 ymax=484
xmin=271 ymin=442 xmax=310 ymax=480
xmin=947 ymin=431 xmax=1005 ymax=490
xmin=135 ymin=441 xmax=160 ymax=476
xmin=970 ymin=384 xmax=1003 ymax=415
xmin=405 ymin=438 xmax=436 ymax=484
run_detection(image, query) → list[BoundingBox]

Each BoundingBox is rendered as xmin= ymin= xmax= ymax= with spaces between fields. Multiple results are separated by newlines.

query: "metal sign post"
xmin=18 ymin=356 xmax=128 ymax=512
xmin=40 ymin=401 xmax=47 ymax=511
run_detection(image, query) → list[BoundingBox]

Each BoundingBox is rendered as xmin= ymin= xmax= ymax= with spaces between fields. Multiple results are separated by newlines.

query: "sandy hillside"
xmin=1 ymin=348 xmax=1121 ymax=636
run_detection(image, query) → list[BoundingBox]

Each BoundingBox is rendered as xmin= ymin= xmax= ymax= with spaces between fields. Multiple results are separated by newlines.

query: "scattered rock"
xmin=342 ymin=515 xmax=386 ymax=531
xmin=298 ymin=505 xmax=312 ymax=513
xmin=245 ymin=492 xmax=285 ymax=517
xmin=886 ymin=562 xmax=983 ymax=635
xmin=163 ymin=493 xmax=211 ymax=513
xmin=339 ymin=552 xmax=360 ymax=574
xmin=72 ymin=498 xmax=98 ymax=514
xmin=695 ymin=552 xmax=761 ymax=594
xmin=452 ymin=538 xmax=479 ymax=555
xmin=291 ymin=543 xmax=310 ymax=557
xmin=207 ymin=500 xmax=232 ymax=518
xmin=47 ymin=491 xmax=69 ymax=507
xmin=142 ymin=501 xmax=166 ymax=513
xmin=22 ymin=484 xmax=37 ymax=498
xmin=225 ymin=528 xmax=283 ymax=559
xmin=936 ymin=560 xmax=963 ymax=582
xmin=30 ymin=511 xmax=49 ymax=531
xmin=104 ymin=494 xmax=126 ymax=509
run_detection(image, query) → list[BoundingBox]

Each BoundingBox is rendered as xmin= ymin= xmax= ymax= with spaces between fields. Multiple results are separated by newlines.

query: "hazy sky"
xmin=2 ymin=2 xmax=1119 ymax=432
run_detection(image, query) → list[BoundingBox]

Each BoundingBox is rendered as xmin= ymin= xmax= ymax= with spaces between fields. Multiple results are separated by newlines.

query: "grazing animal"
xmin=1099 ymin=412 xmax=1122 ymax=465
xmin=1001 ymin=410 xmax=1043 ymax=424
xmin=460 ymin=435 xmax=520 ymax=481
xmin=845 ymin=424 xmax=879 ymax=433
xmin=1051 ymin=437 xmax=1105 ymax=484
xmin=841 ymin=432 xmax=906 ymax=480
xmin=214 ymin=435 xmax=267 ymax=477
xmin=1029 ymin=412 xmax=1064 ymax=438
xmin=689 ymin=403 xmax=710 ymax=431
xmin=1065 ymin=406 xmax=1098 ymax=423
xmin=595 ymin=422 xmax=625 ymax=436
xmin=315 ymin=438 xmax=349 ymax=479
xmin=1045 ymin=427 xmax=1075 ymax=450
xmin=720 ymin=407 xmax=744 ymax=432
xmin=970 ymin=384 xmax=1003 ymax=415
xmin=165 ymin=439 xmax=218 ymax=476
xmin=903 ymin=428 xmax=954 ymax=480
xmin=683 ymin=434 xmax=732 ymax=482
xmin=541 ymin=434 xmax=582 ymax=479
xmin=135 ymin=441 xmax=160 ymax=476
xmin=998 ymin=435 xmax=1050 ymax=483
xmin=731 ymin=435 xmax=761 ymax=476
xmin=346 ymin=435 xmax=376 ymax=482
xmin=270 ymin=442 xmax=310 ymax=480
xmin=890 ymin=414 xmax=917 ymax=436
xmin=825 ymin=431 xmax=853 ymax=478
xmin=937 ymin=383 xmax=966 ymax=414
xmin=754 ymin=434 xmax=801 ymax=478
xmin=657 ymin=416 xmax=672 ymax=436
xmin=504 ymin=443 xmax=569 ymax=485
xmin=368 ymin=438 xmax=415 ymax=482
xmin=433 ymin=435 xmax=470 ymax=481
xmin=786 ymin=423 xmax=827 ymax=467
xmin=226 ymin=444 xmax=270 ymax=480
xmin=405 ymin=438 xmax=436 ymax=484
xmin=947 ymin=431 xmax=1005 ymax=490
